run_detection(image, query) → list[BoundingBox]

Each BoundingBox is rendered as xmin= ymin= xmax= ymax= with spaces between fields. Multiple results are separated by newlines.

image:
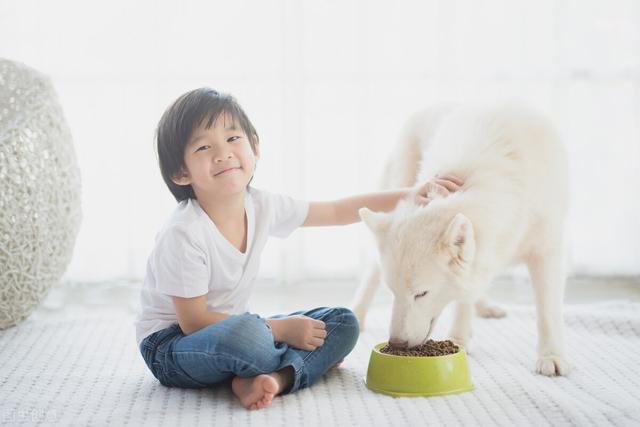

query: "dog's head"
xmin=360 ymin=199 xmax=477 ymax=348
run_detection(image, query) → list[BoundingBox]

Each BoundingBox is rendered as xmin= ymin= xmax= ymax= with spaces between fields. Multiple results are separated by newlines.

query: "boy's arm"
xmin=173 ymin=295 xmax=298 ymax=344
xmin=302 ymin=189 xmax=411 ymax=227
xmin=172 ymin=295 xmax=230 ymax=335
xmin=301 ymin=174 xmax=464 ymax=227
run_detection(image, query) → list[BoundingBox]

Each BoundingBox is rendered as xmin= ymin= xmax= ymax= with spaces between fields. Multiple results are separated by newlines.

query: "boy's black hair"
xmin=156 ymin=88 xmax=258 ymax=202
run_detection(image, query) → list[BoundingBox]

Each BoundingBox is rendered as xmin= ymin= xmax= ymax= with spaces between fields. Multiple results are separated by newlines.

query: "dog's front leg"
xmin=527 ymin=245 xmax=570 ymax=376
xmin=448 ymin=302 xmax=474 ymax=352
xmin=351 ymin=261 xmax=381 ymax=331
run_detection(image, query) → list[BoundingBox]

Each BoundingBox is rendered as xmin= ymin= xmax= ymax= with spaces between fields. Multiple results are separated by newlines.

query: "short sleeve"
xmin=267 ymin=192 xmax=309 ymax=238
xmin=151 ymin=225 xmax=210 ymax=298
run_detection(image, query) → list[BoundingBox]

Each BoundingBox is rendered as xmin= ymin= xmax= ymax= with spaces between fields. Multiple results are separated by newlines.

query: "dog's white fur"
xmin=354 ymin=105 xmax=569 ymax=376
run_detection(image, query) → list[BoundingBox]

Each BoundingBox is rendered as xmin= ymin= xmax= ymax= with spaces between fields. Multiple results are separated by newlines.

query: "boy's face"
xmin=172 ymin=113 xmax=259 ymax=200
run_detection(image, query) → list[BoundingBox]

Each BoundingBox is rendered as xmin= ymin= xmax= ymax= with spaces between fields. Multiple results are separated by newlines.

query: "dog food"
xmin=380 ymin=339 xmax=458 ymax=357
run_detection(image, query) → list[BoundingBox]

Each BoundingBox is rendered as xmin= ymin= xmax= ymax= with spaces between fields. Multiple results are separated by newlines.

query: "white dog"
xmin=354 ymin=105 xmax=569 ymax=376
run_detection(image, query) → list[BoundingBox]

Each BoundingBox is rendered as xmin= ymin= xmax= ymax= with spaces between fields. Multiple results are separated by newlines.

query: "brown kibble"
xmin=379 ymin=339 xmax=459 ymax=357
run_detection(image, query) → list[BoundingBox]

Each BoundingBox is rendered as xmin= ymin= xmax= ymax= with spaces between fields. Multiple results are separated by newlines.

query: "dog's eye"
xmin=414 ymin=290 xmax=429 ymax=300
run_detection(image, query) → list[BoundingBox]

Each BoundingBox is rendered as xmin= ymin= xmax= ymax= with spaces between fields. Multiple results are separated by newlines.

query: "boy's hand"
xmin=413 ymin=174 xmax=464 ymax=205
xmin=268 ymin=315 xmax=326 ymax=351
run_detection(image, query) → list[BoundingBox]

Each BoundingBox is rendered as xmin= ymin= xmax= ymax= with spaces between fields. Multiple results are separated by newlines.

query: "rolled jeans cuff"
xmin=276 ymin=345 xmax=306 ymax=394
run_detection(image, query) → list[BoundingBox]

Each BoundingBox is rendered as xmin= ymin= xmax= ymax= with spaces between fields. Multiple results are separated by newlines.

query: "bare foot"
xmin=231 ymin=374 xmax=279 ymax=410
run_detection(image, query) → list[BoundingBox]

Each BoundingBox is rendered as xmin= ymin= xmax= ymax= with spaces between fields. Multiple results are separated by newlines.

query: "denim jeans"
xmin=139 ymin=306 xmax=359 ymax=394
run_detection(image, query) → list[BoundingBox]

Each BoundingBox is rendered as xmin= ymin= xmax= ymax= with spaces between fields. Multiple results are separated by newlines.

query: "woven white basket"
xmin=0 ymin=58 xmax=81 ymax=329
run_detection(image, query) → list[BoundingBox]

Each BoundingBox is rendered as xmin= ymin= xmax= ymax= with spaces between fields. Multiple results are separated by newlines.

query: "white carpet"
xmin=1 ymin=301 xmax=639 ymax=426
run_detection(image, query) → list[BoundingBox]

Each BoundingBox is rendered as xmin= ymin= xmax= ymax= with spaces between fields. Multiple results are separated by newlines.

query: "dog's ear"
xmin=359 ymin=208 xmax=391 ymax=235
xmin=443 ymin=213 xmax=476 ymax=269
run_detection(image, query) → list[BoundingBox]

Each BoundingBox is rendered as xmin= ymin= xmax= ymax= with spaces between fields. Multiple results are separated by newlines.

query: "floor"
xmin=4 ymin=275 xmax=639 ymax=426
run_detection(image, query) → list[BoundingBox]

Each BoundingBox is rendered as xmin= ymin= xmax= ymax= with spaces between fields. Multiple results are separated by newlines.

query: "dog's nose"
xmin=389 ymin=338 xmax=409 ymax=349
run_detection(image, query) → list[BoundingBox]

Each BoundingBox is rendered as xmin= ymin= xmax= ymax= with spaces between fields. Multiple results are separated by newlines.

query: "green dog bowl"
xmin=364 ymin=342 xmax=474 ymax=397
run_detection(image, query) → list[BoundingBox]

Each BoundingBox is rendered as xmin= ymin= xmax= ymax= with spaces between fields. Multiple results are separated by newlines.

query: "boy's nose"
xmin=215 ymin=153 xmax=233 ymax=163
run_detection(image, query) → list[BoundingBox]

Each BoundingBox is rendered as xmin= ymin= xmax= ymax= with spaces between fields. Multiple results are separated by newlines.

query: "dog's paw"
xmin=535 ymin=355 xmax=570 ymax=376
xmin=475 ymin=303 xmax=507 ymax=318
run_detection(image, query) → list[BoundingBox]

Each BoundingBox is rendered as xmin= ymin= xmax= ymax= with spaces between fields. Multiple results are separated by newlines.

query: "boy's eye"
xmin=227 ymin=136 xmax=241 ymax=143
xmin=196 ymin=145 xmax=210 ymax=152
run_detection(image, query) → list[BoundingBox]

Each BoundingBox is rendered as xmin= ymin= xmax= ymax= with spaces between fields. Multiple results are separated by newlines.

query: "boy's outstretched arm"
xmin=302 ymin=174 xmax=464 ymax=227
xmin=303 ymin=189 xmax=411 ymax=227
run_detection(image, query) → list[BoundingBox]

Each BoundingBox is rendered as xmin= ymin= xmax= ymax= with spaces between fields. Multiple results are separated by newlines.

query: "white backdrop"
xmin=1 ymin=0 xmax=639 ymax=283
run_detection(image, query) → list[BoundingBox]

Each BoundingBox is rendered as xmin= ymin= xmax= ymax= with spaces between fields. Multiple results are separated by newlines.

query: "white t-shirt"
xmin=134 ymin=187 xmax=309 ymax=347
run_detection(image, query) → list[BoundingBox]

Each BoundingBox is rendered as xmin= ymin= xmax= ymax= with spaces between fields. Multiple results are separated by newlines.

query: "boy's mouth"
xmin=214 ymin=167 xmax=241 ymax=177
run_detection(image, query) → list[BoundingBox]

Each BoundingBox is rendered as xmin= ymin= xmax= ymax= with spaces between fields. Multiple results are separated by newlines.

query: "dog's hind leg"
xmin=526 ymin=241 xmax=570 ymax=376
xmin=475 ymin=297 xmax=507 ymax=318
xmin=351 ymin=261 xmax=381 ymax=331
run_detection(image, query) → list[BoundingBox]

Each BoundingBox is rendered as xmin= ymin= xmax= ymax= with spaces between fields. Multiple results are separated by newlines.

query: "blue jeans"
xmin=139 ymin=307 xmax=359 ymax=394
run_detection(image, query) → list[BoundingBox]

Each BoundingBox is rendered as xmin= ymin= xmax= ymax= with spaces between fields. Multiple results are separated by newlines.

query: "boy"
xmin=135 ymin=88 xmax=463 ymax=410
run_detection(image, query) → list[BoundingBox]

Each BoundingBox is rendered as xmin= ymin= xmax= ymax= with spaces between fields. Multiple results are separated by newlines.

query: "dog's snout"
xmin=389 ymin=338 xmax=409 ymax=349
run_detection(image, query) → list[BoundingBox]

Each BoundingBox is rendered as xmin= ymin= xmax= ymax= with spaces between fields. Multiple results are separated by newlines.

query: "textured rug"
xmin=1 ymin=301 xmax=639 ymax=426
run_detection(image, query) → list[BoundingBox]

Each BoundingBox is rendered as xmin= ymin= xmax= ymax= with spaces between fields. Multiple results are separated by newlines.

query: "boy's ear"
xmin=171 ymin=168 xmax=191 ymax=186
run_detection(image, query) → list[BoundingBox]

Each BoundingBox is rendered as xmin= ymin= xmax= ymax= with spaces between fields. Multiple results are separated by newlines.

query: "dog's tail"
xmin=379 ymin=106 xmax=453 ymax=190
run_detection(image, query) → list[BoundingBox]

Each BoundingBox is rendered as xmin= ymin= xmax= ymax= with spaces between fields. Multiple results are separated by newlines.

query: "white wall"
xmin=1 ymin=0 xmax=638 ymax=283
